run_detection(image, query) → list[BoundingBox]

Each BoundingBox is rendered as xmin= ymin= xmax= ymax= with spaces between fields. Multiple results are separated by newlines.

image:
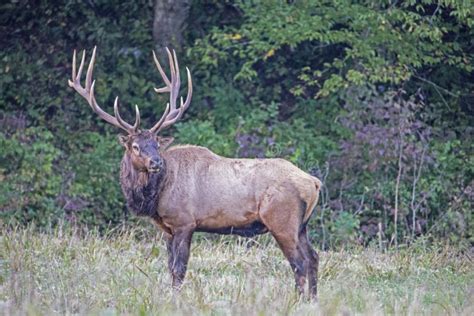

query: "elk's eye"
xmin=132 ymin=144 xmax=140 ymax=153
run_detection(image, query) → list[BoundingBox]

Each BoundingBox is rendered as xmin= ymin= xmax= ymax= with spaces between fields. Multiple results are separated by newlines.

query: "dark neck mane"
xmin=119 ymin=154 xmax=165 ymax=218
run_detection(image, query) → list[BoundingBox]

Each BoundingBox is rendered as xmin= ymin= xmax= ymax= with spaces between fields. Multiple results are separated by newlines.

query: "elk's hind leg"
xmin=259 ymin=189 xmax=308 ymax=295
xmin=271 ymin=229 xmax=308 ymax=295
xmin=299 ymin=226 xmax=319 ymax=299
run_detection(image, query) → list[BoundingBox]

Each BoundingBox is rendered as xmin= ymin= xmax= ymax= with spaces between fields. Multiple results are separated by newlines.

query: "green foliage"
xmin=331 ymin=211 xmax=360 ymax=246
xmin=0 ymin=127 xmax=62 ymax=225
xmin=0 ymin=0 xmax=156 ymax=227
xmin=0 ymin=1 xmax=472 ymax=248
xmin=194 ymin=1 xmax=473 ymax=97
xmin=175 ymin=120 xmax=236 ymax=157
xmin=427 ymin=139 xmax=474 ymax=244
xmin=66 ymin=132 xmax=125 ymax=226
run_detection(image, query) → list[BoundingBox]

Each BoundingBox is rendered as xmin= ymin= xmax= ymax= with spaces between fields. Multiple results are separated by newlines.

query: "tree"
xmin=153 ymin=0 xmax=192 ymax=52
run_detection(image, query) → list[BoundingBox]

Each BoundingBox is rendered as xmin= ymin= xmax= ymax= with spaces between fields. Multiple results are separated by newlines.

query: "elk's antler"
xmin=68 ymin=47 xmax=140 ymax=134
xmin=149 ymin=48 xmax=193 ymax=134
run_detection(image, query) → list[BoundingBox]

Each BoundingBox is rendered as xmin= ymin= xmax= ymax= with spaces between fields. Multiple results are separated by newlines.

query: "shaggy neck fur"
xmin=119 ymin=153 xmax=165 ymax=217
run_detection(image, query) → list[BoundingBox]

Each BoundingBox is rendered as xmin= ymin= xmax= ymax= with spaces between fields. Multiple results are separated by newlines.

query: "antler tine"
xmin=150 ymin=48 xmax=193 ymax=134
xmin=133 ymin=105 xmax=141 ymax=131
xmin=68 ymin=47 xmax=140 ymax=134
xmin=69 ymin=49 xmax=85 ymax=87
xmin=71 ymin=49 xmax=77 ymax=81
xmin=182 ymin=67 xmax=193 ymax=109
xmin=149 ymin=102 xmax=171 ymax=133
xmin=172 ymin=49 xmax=181 ymax=110
xmin=166 ymin=48 xmax=179 ymax=112
xmin=114 ymin=97 xmax=139 ymax=132
xmin=85 ymin=46 xmax=96 ymax=91
xmin=77 ymin=50 xmax=86 ymax=83
xmin=159 ymin=67 xmax=193 ymax=129
xmin=153 ymin=50 xmax=171 ymax=89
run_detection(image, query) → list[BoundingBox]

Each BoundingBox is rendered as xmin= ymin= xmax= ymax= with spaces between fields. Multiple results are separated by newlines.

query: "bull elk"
xmin=68 ymin=47 xmax=322 ymax=298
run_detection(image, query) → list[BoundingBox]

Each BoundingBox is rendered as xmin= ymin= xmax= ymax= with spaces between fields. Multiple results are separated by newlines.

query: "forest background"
xmin=1 ymin=0 xmax=472 ymax=249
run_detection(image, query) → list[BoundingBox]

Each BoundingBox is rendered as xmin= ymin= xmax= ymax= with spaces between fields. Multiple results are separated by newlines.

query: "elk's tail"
xmin=303 ymin=177 xmax=322 ymax=224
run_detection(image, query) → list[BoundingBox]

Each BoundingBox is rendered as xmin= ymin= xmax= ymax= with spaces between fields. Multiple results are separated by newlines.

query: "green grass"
xmin=1 ymin=224 xmax=473 ymax=315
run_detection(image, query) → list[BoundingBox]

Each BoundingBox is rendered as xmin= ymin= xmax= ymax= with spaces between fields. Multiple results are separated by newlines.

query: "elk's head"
xmin=68 ymin=47 xmax=192 ymax=174
xmin=118 ymin=131 xmax=170 ymax=173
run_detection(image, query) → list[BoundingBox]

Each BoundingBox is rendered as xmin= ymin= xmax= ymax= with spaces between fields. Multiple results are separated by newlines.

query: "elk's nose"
xmin=149 ymin=159 xmax=163 ymax=172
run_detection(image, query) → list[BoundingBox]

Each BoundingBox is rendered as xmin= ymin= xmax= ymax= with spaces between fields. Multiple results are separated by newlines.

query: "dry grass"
xmin=1 ymin=223 xmax=473 ymax=315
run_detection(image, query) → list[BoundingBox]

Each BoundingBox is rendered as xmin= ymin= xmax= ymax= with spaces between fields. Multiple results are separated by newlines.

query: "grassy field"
xmin=1 ymin=224 xmax=472 ymax=315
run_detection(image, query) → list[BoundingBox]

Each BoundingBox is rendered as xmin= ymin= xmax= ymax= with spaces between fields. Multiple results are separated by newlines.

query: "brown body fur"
xmin=120 ymin=143 xmax=322 ymax=298
xmin=159 ymin=145 xmax=320 ymax=232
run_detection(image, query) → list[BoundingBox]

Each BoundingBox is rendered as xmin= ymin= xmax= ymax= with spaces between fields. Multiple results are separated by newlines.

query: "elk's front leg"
xmin=167 ymin=226 xmax=194 ymax=288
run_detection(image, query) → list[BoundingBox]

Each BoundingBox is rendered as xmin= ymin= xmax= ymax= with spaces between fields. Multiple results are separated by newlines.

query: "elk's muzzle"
xmin=148 ymin=158 xmax=163 ymax=172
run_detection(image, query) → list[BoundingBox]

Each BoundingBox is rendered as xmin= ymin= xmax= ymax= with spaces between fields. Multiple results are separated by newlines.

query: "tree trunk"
xmin=153 ymin=0 xmax=191 ymax=53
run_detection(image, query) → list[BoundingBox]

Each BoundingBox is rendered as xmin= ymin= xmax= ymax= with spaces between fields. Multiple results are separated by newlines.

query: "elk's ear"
xmin=117 ymin=134 xmax=129 ymax=147
xmin=157 ymin=136 xmax=174 ymax=151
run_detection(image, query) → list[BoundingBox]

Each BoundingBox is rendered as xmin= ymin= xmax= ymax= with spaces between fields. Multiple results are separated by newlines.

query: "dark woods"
xmin=0 ymin=1 xmax=472 ymax=249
